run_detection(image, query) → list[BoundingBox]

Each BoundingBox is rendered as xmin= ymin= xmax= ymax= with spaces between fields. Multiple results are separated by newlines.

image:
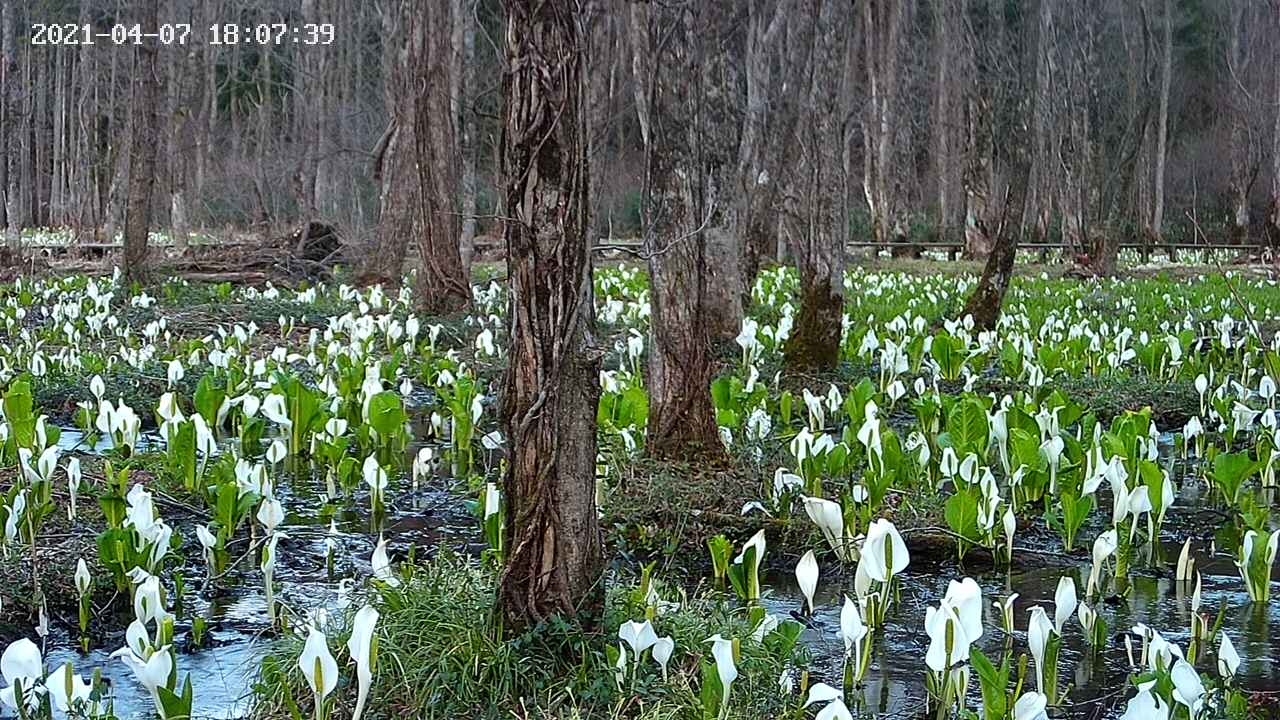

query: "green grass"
xmin=251 ymin=552 xmax=804 ymax=720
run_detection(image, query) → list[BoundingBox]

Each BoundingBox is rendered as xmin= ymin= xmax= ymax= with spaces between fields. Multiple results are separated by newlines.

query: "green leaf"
xmin=366 ymin=391 xmax=407 ymax=438
xmin=947 ymin=399 xmax=989 ymax=457
xmin=193 ymin=374 xmax=225 ymax=428
xmin=699 ymin=660 xmax=723 ymax=720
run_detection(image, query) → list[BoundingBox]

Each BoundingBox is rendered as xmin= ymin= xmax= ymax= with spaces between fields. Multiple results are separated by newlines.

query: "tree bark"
xmin=458 ymin=0 xmax=478 ymax=274
xmin=961 ymin=192 xmax=1017 ymax=331
xmin=1268 ymin=1 xmax=1280 ymax=248
xmin=736 ymin=0 xmax=789 ymax=303
xmin=2 ymin=0 xmax=18 ymax=255
xmin=861 ymin=0 xmax=912 ymax=250
xmin=497 ymin=0 xmax=604 ymax=632
xmin=1151 ymin=0 xmax=1172 ymax=246
xmin=1225 ymin=0 xmax=1251 ymax=245
xmin=368 ymin=1 xmax=471 ymax=314
xmin=632 ymin=1 xmax=726 ymax=461
xmin=367 ymin=2 xmax=418 ymax=286
xmin=783 ymin=0 xmax=845 ymax=371
xmin=123 ymin=0 xmax=162 ymax=284
xmin=413 ymin=1 xmax=471 ymax=313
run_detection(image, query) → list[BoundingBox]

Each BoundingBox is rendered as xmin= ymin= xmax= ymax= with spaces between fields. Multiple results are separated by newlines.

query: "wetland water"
xmin=32 ymin=426 xmax=1280 ymax=719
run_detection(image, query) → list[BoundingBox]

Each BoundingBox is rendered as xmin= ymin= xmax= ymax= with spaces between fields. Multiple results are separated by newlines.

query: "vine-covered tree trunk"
xmin=784 ymin=0 xmax=845 ymax=371
xmin=632 ymin=2 xmax=727 ymax=460
xmin=123 ymin=0 xmax=161 ymax=284
xmin=497 ymin=0 xmax=604 ymax=632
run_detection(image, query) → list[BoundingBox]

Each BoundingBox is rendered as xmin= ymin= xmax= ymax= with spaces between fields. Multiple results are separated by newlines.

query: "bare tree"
xmin=631 ymin=1 xmax=726 ymax=460
xmin=1225 ymin=0 xmax=1252 ymax=244
xmin=497 ymin=0 xmax=603 ymax=631
xmin=736 ymin=0 xmax=789 ymax=300
xmin=1268 ymin=0 xmax=1280 ymax=247
xmin=861 ymin=0 xmax=912 ymax=249
xmin=783 ymin=0 xmax=846 ymax=370
xmin=1150 ymin=0 xmax=1173 ymax=246
xmin=367 ymin=1 xmax=418 ymax=286
xmin=368 ymin=1 xmax=471 ymax=313
xmin=1 ymin=0 xmax=17 ymax=256
xmin=123 ymin=0 xmax=162 ymax=283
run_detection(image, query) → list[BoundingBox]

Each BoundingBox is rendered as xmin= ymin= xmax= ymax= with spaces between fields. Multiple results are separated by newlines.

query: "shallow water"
xmin=38 ymin=426 xmax=481 ymax=720
xmin=762 ymin=544 xmax=1280 ymax=719
xmin=35 ymin=420 xmax=1280 ymax=719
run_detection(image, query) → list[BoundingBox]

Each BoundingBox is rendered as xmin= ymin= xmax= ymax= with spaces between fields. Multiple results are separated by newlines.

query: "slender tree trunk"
xmin=1152 ymin=0 xmax=1172 ymax=245
xmin=123 ymin=0 xmax=162 ymax=284
xmin=632 ymin=1 xmax=725 ymax=461
xmin=961 ymin=194 xmax=1018 ymax=331
xmin=497 ymin=0 xmax=604 ymax=632
xmin=784 ymin=0 xmax=845 ymax=371
xmin=2 ymin=0 xmax=19 ymax=255
xmin=932 ymin=0 xmax=952 ymax=240
xmin=1268 ymin=3 xmax=1280 ymax=248
xmin=1226 ymin=0 xmax=1250 ymax=244
xmin=458 ymin=0 xmax=478 ymax=273
xmin=166 ymin=0 xmax=187 ymax=254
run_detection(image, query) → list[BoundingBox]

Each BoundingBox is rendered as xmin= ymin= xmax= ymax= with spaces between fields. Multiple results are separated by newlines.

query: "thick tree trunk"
xmin=123 ymin=0 xmax=161 ymax=284
xmin=367 ymin=2 xmax=417 ymax=286
xmin=632 ymin=2 xmax=726 ymax=461
xmin=413 ymin=1 xmax=471 ymax=313
xmin=736 ymin=0 xmax=788 ymax=304
xmin=861 ymin=0 xmax=912 ymax=250
xmin=369 ymin=2 xmax=470 ymax=313
xmin=784 ymin=0 xmax=845 ymax=371
xmin=497 ymin=0 xmax=604 ymax=632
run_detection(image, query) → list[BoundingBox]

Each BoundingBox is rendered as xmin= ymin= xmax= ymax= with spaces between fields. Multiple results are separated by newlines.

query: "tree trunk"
xmin=497 ymin=0 xmax=604 ymax=632
xmin=166 ymin=0 xmax=187 ymax=254
xmin=632 ymin=1 xmax=726 ymax=461
xmin=784 ymin=0 xmax=845 ymax=371
xmin=1151 ymin=0 xmax=1172 ymax=247
xmin=736 ymin=0 xmax=788 ymax=304
xmin=861 ymin=0 xmax=911 ymax=250
xmin=1225 ymin=0 xmax=1250 ymax=245
xmin=458 ymin=0 xmax=478 ymax=274
xmin=961 ymin=198 xmax=1017 ymax=331
xmin=413 ymin=1 xmax=471 ymax=313
xmin=123 ymin=0 xmax=162 ymax=284
xmin=2 ymin=0 xmax=18 ymax=255
xmin=367 ymin=2 xmax=418 ymax=286
xmin=1268 ymin=3 xmax=1280 ymax=249
xmin=369 ymin=1 xmax=470 ymax=314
